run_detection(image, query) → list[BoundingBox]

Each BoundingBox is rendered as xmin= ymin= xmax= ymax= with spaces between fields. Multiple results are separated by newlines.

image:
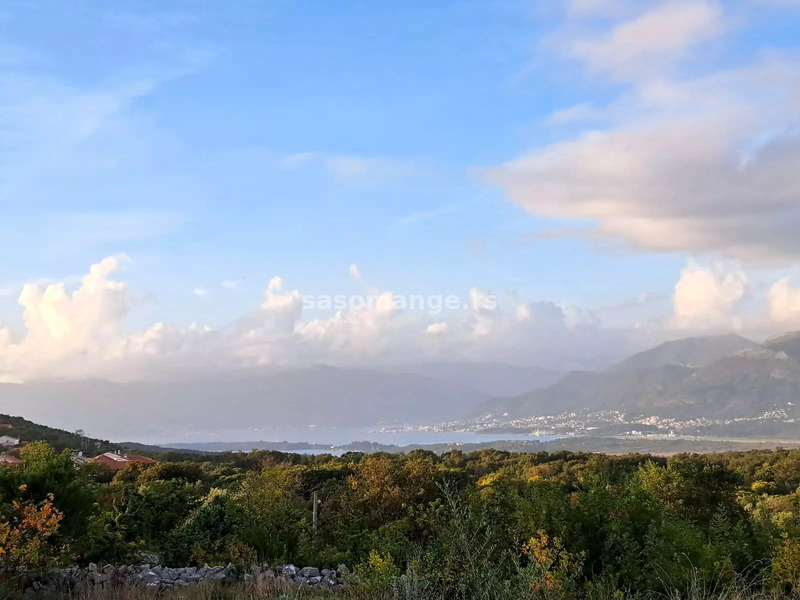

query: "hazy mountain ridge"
xmin=0 ymin=364 xmax=498 ymax=439
xmin=378 ymin=362 xmax=563 ymax=396
xmin=607 ymin=334 xmax=758 ymax=373
xmin=3 ymin=333 xmax=800 ymax=440
xmin=479 ymin=332 xmax=800 ymax=420
xmin=763 ymin=331 xmax=800 ymax=360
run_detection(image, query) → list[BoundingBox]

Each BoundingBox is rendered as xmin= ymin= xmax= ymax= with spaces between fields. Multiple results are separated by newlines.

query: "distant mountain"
xmin=0 ymin=365 xmax=489 ymax=440
xmin=763 ymin=331 xmax=800 ymax=360
xmin=649 ymin=347 xmax=800 ymax=417
xmin=481 ymin=364 xmax=694 ymax=417
xmin=379 ymin=362 xmax=563 ymax=396
xmin=478 ymin=332 xmax=800 ymax=420
xmin=608 ymin=334 xmax=757 ymax=373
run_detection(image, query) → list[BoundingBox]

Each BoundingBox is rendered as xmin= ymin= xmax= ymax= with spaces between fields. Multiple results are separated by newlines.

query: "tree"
xmin=0 ymin=486 xmax=66 ymax=576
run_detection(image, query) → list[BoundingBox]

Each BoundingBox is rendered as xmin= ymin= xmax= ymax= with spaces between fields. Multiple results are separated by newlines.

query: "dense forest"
xmin=4 ymin=444 xmax=800 ymax=599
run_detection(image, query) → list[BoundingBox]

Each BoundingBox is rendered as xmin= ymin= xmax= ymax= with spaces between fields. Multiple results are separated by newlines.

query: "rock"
xmin=282 ymin=564 xmax=298 ymax=577
xmin=257 ymin=569 xmax=275 ymax=583
xmin=300 ymin=567 xmax=320 ymax=578
xmin=20 ymin=562 xmax=342 ymax=597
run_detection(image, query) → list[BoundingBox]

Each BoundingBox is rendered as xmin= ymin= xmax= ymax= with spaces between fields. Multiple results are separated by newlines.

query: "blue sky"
xmin=1 ymin=0 xmax=800 ymax=380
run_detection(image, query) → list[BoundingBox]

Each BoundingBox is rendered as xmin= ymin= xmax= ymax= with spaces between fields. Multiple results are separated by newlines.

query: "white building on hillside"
xmin=0 ymin=435 xmax=20 ymax=447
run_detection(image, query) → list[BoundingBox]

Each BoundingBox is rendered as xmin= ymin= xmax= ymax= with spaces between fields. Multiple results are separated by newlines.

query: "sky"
xmin=1 ymin=0 xmax=800 ymax=382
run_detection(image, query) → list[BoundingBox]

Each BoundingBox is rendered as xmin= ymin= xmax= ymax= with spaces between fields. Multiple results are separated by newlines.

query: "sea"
xmin=148 ymin=426 xmax=562 ymax=454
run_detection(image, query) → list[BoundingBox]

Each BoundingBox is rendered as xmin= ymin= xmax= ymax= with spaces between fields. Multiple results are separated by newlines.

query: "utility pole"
xmin=312 ymin=490 xmax=319 ymax=531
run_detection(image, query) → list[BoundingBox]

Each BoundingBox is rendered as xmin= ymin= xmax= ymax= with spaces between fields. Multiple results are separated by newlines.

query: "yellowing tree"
xmin=0 ymin=485 xmax=65 ymax=574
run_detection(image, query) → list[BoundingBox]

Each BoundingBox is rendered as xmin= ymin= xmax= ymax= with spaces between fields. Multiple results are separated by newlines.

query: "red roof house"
xmin=91 ymin=451 xmax=156 ymax=471
xmin=0 ymin=453 xmax=23 ymax=465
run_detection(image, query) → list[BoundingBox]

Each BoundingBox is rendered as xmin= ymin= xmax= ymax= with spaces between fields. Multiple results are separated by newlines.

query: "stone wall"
xmin=21 ymin=562 xmax=346 ymax=598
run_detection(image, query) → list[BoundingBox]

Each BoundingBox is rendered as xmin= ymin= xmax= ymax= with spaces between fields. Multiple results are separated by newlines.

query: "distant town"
xmin=408 ymin=406 xmax=800 ymax=442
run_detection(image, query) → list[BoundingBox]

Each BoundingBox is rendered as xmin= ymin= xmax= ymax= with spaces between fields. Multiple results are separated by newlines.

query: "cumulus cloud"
xmin=193 ymin=288 xmax=208 ymax=297
xmin=0 ymin=255 xmax=129 ymax=381
xmin=488 ymin=3 xmax=800 ymax=263
xmin=768 ymin=278 xmax=800 ymax=327
xmin=672 ymin=260 xmax=748 ymax=329
xmin=0 ymin=255 xmax=646 ymax=381
xmin=8 ymin=255 xmax=800 ymax=383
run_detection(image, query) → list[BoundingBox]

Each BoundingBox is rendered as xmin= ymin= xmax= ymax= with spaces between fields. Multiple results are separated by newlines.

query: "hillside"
xmin=763 ymin=330 xmax=800 ymax=360
xmin=607 ymin=333 xmax=757 ymax=373
xmin=0 ymin=413 xmax=117 ymax=452
xmin=479 ymin=332 xmax=800 ymax=420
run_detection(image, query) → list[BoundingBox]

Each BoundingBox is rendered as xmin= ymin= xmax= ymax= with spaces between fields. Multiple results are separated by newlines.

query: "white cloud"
xmin=0 ymin=255 xmax=129 ymax=381
xmin=394 ymin=204 xmax=458 ymax=227
xmin=488 ymin=40 xmax=800 ymax=263
xmin=0 ymin=255 xmax=642 ymax=380
xmin=546 ymin=103 xmax=603 ymax=125
xmin=426 ymin=322 xmax=448 ymax=334
xmin=349 ymin=264 xmax=362 ymax=281
xmin=567 ymin=1 xmax=725 ymax=80
xmin=221 ymin=281 xmax=238 ymax=291
xmin=280 ymin=151 xmax=423 ymax=185
xmin=566 ymin=0 xmax=642 ymax=18
xmin=193 ymin=287 xmax=208 ymax=297
xmin=768 ymin=277 xmax=800 ymax=326
xmin=6 ymin=255 xmax=800 ymax=383
xmin=672 ymin=260 xmax=748 ymax=329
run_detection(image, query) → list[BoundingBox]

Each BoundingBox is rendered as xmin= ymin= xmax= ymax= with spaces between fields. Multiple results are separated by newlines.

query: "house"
xmin=0 ymin=424 xmax=12 ymax=429
xmin=0 ymin=435 xmax=20 ymax=447
xmin=0 ymin=453 xmax=23 ymax=466
xmin=91 ymin=451 xmax=156 ymax=471
xmin=70 ymin=451 xmax=91 ymax=466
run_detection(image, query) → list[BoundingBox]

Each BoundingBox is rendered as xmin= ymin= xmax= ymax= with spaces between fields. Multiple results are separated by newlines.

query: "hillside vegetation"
xmin=4 ymin=443 xmax=800 ymax=599
xmin=0 ymin=414 xmax=116 ymax=453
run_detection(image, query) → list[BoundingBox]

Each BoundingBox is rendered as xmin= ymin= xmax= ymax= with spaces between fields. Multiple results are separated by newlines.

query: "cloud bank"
xmin=0 ymin=256 xmax=632 ymax=382
xmin=0 ymin=255 xmax=798 ymax=382
xmin=488 ymin=1 xmax=800 ymax=263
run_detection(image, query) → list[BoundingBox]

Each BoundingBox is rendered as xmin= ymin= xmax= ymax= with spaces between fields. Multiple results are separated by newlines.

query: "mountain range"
xmin=0 ymin=361 xmax=566 ymax=438
xmin=479 ymin=332 xmax=800 ymax=420
xmin=1 ymin=332 xmax=800 ymax=441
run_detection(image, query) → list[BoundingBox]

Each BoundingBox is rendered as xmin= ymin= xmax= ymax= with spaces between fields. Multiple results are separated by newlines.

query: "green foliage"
xmin=10 ymin=442 xmax=800 ymax=600
xmin=230 ymin=465 xmax=306 ymax=563
xmin=0 ymin=442 xmax=95 ymax=556
xmin=0 ymin=414 xmax=115 ymax=453
xmin=353 ymin=550 xmax=400 ymax=592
